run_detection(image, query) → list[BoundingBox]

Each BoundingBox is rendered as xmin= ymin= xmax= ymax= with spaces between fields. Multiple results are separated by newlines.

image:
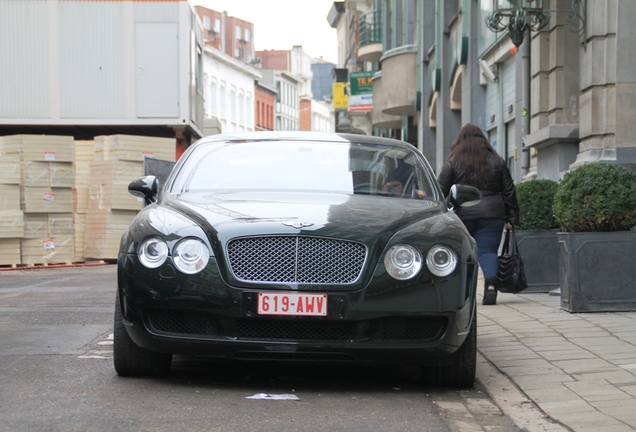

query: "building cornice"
xmin=204 ymin=46 xmax=262 ymax=79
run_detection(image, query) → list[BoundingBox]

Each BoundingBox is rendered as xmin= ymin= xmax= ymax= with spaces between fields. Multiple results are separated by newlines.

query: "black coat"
xmin=438 ymin=154 xmax=519 ymax=225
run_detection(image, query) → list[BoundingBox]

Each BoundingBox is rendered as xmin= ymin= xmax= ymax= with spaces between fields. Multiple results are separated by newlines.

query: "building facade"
xmin=300 ymin=98 xmax=335 ymax=133
xmin=311 ymin=59 xmax=337 ymax=103
xmin=255 ymin=78 xmax=276 ymax=131
xmin=256 ymin=46 xmax=314 ymax=99
xmin=195 ymin=6 xmax=254 ymax=64
xmin=330 ymin=0 xmax=636 ymax=183
xmin=202 ymin=47 xmax=258 ymax=134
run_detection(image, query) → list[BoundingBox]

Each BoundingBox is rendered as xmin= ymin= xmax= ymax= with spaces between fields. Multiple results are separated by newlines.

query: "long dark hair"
xmin=444 ymin=123 xmax=501 ymax=187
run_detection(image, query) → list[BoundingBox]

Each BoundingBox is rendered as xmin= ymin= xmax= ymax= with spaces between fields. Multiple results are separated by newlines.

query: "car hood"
xmin=163 ymin=191 xmax=445 ymax=245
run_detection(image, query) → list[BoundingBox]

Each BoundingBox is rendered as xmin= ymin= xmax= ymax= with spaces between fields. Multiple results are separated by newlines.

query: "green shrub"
xmin=515 ymin=179 xmax=559 ymax=230
xmin=553 ymin=163 xmax=636 ymax=232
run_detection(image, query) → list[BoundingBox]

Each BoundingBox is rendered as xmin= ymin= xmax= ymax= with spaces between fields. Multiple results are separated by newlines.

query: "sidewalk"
xmin=475 ymin=281 xmax=636 ymax=432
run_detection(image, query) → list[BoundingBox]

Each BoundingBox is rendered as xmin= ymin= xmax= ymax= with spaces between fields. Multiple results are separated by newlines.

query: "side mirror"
xmin=128 ymin=175 xmax=158 ymax=206
xmin=448 ymin=184 xmax=481 ymax=208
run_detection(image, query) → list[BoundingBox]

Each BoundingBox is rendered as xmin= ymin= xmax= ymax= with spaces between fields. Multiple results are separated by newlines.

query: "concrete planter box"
xmin=516 ymin=229 xmax=560 ymax=293
xmin=558 ymin=231 xmax=636 ymax=312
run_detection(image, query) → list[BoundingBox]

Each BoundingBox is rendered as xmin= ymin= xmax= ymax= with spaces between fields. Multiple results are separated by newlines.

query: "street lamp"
xmin=485 ymin=0 xmax=586 ymax=48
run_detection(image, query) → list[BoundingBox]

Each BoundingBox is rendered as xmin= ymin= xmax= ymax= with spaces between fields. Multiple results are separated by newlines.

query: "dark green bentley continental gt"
xmin=114 ymin=131 xmax=481 ymax=387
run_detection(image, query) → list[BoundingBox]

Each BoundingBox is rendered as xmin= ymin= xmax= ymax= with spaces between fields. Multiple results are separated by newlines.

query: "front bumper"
xmin=117 ymin=254 xmax=477 ymax=366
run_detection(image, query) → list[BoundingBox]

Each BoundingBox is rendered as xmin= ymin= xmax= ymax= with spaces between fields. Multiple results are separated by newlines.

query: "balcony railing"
xmin=358 ymin=10 xmax=382 ymax=47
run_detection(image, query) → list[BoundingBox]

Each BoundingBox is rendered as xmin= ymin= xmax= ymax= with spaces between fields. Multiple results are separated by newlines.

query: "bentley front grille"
xmin=227 ymin=236 xmax=366 ymax=284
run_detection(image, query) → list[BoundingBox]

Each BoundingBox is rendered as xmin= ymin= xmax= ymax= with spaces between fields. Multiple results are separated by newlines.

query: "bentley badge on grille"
xmin=282 ymin=221 xmax=314 ymax=229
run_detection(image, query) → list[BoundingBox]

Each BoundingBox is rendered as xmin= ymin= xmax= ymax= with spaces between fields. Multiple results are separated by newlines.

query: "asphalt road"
xmin=0 ymin=265 xmax=521 ymax=432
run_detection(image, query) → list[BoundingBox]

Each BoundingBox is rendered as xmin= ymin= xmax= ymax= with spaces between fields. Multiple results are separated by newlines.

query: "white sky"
xmin=192 ymin=0 xmax=339 ymax=64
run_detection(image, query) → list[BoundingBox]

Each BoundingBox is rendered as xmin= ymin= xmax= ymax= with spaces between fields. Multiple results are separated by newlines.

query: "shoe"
xmin=482 ymin=285 xmax=498 ymax=305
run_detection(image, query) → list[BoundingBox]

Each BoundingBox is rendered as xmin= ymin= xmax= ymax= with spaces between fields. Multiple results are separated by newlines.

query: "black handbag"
xmin=496 ymin=227 xmax=528 ymax=294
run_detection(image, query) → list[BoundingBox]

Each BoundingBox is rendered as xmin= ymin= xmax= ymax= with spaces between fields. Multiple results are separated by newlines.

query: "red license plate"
xmin=257 ymin=292 xmax=328 ymax=316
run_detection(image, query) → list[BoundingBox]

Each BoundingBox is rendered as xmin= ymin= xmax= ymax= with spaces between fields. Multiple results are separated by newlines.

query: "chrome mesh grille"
xmin=227 ymin=236 xmax=366 ymax=284
xmin=145 ymin=309 xmax=218 ymax=337
xmin=143 ymin=309 xmax=446 ymax=344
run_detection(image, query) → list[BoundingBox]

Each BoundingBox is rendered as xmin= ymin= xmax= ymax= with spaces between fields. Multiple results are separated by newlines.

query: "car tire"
xmin=113 ymin=292 xmax=172 ymax=376
xmin=421 ymin=312 xmax=476 ymax=388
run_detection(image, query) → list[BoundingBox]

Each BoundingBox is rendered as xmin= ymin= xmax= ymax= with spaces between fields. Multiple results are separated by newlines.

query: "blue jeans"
xmin=462 ymin=218 xmax=505 ymax=283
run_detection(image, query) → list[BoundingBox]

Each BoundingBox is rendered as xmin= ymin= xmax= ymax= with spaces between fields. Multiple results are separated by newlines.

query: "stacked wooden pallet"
xmin=73 ymin=140 xmax=94 ymax=263
xmin=0 ymin=139 xmax=23 ymax=266
xmin=83 ymin=135 xmax=175 ymax=261
xmin=0 ymin=134 xmax=176 ymax=267
xmin=3 ymin=135 xmax=75 ymax=266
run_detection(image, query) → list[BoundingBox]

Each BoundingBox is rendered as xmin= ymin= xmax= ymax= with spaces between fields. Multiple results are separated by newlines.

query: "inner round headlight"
xmin=426 ymin=245 xmax=457 ymax=277
xmin=384 ymin=244 xmax=423 ymax=280
xmin=138 ymin=237 xmax=168 ymax=268
xmin=173 ymin=238 xmax=209 ymax=274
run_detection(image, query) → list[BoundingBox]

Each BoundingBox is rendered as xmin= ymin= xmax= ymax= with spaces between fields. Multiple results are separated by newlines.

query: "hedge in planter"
xmin=514 ymin=179 xmax=560 ymax=293
xmin=553 ymin=162 xmax=636 ymax=312
xmin=516 ymin=179 xmax=559 ymax=231
xmin=554 ymin=162 xmax=636 ymax=232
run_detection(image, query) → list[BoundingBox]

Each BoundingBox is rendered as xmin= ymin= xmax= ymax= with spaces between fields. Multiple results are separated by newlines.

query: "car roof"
xmin=194 ymin=131 xmax=417 ymax=152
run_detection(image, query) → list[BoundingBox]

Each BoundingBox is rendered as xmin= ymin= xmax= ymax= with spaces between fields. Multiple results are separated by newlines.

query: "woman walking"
xmin=438 ymin=123 xmax=519 ymax=305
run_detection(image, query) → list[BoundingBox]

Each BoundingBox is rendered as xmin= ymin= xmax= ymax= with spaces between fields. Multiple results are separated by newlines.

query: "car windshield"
xmin=169 ymin=140 xmax=438 ymax=200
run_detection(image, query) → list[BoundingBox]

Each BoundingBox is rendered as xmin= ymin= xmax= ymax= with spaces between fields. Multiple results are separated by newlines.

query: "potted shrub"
xmin=514 ymin=179 xmax=560 ymax=293
xmin=553 ymin=162 xmax=636 ymax=312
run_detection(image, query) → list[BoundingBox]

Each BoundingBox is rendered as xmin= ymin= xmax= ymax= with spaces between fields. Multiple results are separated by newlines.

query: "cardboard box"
xmin=21 ymin=187 xmax=73 ymax=213
xmin=84 ymin=208 xmax=137 ymax=260
xmin=73 ymin=186 xmax=89 ymax=214
xmin=0 ymin=238 xmax=21 ymax=266
xmin=87 ymin=160 xmax=144 ymax=211
xmin=0 ymin=184 xmax=20 ymax=211
xmin=0 ymin=136 xmax=20 ymax=156
xmin=21 ymin=236 xmax=74 ymax=265
xmin=74 ymin=213 xmax=85 ymax=263
xmin=3 ymin=135 xmax=74 ymax=162
xmin=0 ymin=210 xmax=24 ymax=238
xmin=23 ymin=213 xmax=48 ymax=238
xmin=49 ymin=162 xmax=74 ymax=187
xmin=21 ymin=161 xmax=50 ymax=187
xmin=74 ymin=140 xmax=95 ymax=163
xmin=94 ymin=135 xmax=175 ymax=162
xmin=49 ymin=213 xmax=73 ymax=236
xmin=0 ymin=156 xmax=20 ymax=184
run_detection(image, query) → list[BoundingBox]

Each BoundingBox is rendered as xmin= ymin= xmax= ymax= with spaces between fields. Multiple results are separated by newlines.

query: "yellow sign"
xmin=333 ymin=82 xmax=349 ymax=109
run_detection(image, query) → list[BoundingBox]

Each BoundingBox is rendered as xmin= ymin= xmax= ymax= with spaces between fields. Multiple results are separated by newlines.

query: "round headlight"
xmin=138 ymin=237 xmax=168 ymax=268
xmin=426 ymin=245 xmax=457 ymax=277
xmin=173 ymin=238 xmax=209 ymax=274
xmin=384 ymin=244 xmax=423 ymax=280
